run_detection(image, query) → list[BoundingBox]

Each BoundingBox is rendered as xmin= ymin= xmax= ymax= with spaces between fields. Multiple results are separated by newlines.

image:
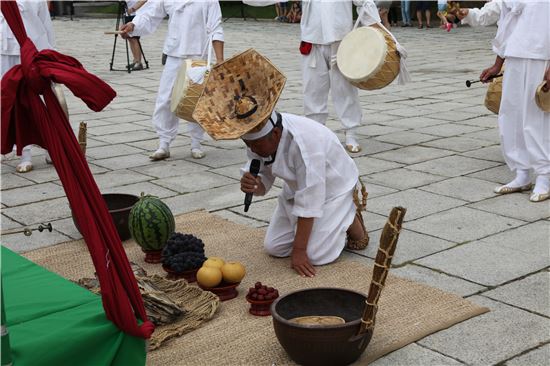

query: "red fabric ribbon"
xmin=1 ymin=1 xmax=154 ymax=338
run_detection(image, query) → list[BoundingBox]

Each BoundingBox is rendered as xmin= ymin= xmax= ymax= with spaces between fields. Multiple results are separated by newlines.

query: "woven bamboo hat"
xmin=192 ymin=49 xmax=286 ymax=140
xmin=535 ymin=81 xmax=550 ymax=113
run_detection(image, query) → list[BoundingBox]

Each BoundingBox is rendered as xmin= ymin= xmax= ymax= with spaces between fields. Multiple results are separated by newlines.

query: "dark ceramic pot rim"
xmin=270 ymin=287 xmax=367 ymax=329
xmin=102 ymin=193 xmax=140 ymax=214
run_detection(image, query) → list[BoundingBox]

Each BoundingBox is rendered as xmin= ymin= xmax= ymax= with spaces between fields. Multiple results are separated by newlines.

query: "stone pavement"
xmin=1 ymin=17 xmax=549 ymax=366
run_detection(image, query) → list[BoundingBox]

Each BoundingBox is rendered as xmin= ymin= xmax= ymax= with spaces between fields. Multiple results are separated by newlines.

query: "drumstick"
xmin=466 ymin=73 xmax=503 ymax=88
xmin=104 ymin=30 xmax=125 ymax=35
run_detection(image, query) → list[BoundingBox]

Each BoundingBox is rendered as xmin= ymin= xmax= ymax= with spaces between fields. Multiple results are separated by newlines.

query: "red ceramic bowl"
xmin=198 ymin=281 xmax=240 ymax=301
xmin=246 ymin=294 xmax=279 ymax=316
xmin=162 ymin=265 xmax=199 ymax=283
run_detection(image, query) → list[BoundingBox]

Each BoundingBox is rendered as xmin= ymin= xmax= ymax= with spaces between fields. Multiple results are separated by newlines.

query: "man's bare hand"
xmin=291 ymin=248 xmax=316 ymax=277
xmin=240 ymin=172 xmax=264 ymax=195
xmin=480 ymin=64 xmax=501 ymax=83
xmin=119 ymin=22 xmax=134 ymax=39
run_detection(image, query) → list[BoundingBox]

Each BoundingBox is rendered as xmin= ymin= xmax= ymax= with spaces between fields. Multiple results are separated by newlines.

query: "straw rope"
xmin=346 ymin=179 xmax=370 ymax=250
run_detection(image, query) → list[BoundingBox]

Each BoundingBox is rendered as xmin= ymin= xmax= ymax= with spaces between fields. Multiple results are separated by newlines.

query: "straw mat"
xmin=23 ymin=210 xmax=489 ymax=365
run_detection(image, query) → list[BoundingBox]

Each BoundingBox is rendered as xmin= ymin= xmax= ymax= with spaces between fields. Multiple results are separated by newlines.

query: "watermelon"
xmin=128 ymin=194 xmax=175 ymax=251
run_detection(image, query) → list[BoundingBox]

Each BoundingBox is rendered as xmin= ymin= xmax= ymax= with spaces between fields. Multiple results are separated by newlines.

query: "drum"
xmin=484 ymin=73 xmax=503 ymax=114
xmin=336 ymin=26 xmax=400 ymax=90
xmin=170 ymin=59 xmax=209 ymax=123
xmin=535 ymin=81 xmax=550 ymax=113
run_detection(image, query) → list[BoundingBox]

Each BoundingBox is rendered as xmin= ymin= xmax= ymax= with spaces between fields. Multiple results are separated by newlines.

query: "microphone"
xmin=244 ymin=159 xmax=261 ymax=212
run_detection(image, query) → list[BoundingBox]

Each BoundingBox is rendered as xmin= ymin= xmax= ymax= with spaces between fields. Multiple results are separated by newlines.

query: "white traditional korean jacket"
xmin=492 ymin=0 xmax=550 ymax=61
xmin=130 ymin=0 xmax=223 ymax=58
xmin=243 ymin=113 xmax=359 ymax=218
xmin=0 ymin=0 xmax=55 ymax=56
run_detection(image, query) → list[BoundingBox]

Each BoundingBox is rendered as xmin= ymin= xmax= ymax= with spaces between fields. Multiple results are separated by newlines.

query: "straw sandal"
xmin=494 ymin=183 xmax=532 ymax=195
xmin=530 ymin=192 xmax=550 ymax=203
xmin=149 ymin=148 xmax=170 ymax=161
xmin=346 ymin=180 xmax=369 ymax=250
xmin=16 ymin=161 xmax=33 ymax=173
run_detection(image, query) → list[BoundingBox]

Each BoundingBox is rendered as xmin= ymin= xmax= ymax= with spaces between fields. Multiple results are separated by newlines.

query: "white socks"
xmin=504 ymin=169 xmax=531 ymax=188
xmin=532 ymin=175 xmax=550 ymax=195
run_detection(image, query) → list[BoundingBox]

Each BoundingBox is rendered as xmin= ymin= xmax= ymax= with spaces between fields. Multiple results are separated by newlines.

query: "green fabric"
xmin=1 ymin=247 xmax=146 ymax=366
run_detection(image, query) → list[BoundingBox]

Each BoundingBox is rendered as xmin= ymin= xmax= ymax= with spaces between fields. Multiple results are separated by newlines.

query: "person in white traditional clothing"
xmin=245 ymin=0 xmax=381 ymax=153
xmin=120 ymin=0 xmax=224 ymax=160
xmin=192 ymin=49 xmax=369 ymax=278
xmin=460 ymin=0 xmax=550 ymax=202
xmin=1 ymin=0 xmax=55 ymax=173
xmin=239 ymin=111 xmax=368 ymax=276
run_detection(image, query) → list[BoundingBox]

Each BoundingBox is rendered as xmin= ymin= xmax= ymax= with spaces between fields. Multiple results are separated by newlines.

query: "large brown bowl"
xmin=72 ymin=193 xmax=139 ymax=241
xmin=271 ymin=287 xmax=372 ymax=366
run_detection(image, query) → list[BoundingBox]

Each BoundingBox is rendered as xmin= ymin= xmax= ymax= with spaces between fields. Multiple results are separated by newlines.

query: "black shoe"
xmin=161 ymin=53 xmax=167 ymax=66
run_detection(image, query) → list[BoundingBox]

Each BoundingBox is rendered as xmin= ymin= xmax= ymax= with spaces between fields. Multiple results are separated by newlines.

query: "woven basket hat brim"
xmin=192 ymin=49 xmax=287 ymax=140
xmin=535 ymin=81 xmax=550 ymax=113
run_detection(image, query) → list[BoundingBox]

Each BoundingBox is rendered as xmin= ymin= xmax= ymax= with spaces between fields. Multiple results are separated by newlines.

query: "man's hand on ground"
xmin=291 ymin=248 xmax=316 ymax=277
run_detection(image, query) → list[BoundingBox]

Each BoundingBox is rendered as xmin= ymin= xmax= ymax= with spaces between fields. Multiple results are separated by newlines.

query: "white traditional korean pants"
xmin=301 ymin=43 xmax=362 ymax=131
xmin=264 ymin=187 xmax=356 ymax=265
xmin=499 ymin=57 xmax=550 ymax=175
xmin=153 ymin=55 xmax=205 ymax=148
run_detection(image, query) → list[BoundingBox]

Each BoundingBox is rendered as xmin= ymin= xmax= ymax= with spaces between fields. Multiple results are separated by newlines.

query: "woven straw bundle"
xmin=192 ymin=49 xmax=286 ymax=140
xmin=484 ymin=68 xmax=504 ymax=114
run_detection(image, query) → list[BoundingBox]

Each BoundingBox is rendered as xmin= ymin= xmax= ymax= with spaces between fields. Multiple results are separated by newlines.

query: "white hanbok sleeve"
xmin=207 ymin=1 xmax=224 ymax=42
xmin=291 ymin=144 xmax=325 ymax=218
xmin=353 ymin=0 xmax=381 ymax=26
xmin=130 ymin=0 xmax=167 ymax=37
xmin=240 ymin=150 xmax=276 ymax=195
xmin=37 ymin=1 xmax=55 ymax=50
xmin=462 ymin=0 xmax=502 ymax=27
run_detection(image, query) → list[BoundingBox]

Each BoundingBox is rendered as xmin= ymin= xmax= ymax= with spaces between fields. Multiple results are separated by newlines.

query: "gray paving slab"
xmin=461 ymin=145 xmax=505 ymax=162
xmin=1 ymin=197 xmax=72 ymax=226
xmin=391 ymin=264 xmax=486 ymax=297
xmin=408 ymin=155 xmax=501 ymax=177
xmin=1 ymin=214 xmax=22 ymax=231
xmin=1 ymin=173 xmax=34 ymax=190
xmin=372 ymin=146 xmax=454 ymax=165
xmin=421 ymin=176 xmax=502 ymax=203
xmin=366 ymin=189 xmax=466 ymax=221
xmin=468 ymin=164 xmax=516 ymax=185
xmin=506 ymin=344 xmax=550 ymax=366
xmin=95 ymin=130 xmax=157 ymax=144
xmin=375 ymin=131 xmax=440 ymax=146
xmin=354 ymin=157 xmax=404 ymax=176
xmin=413 ymin=123 xmax=486 ymax=138
xmin=48 ymin=217 xmax=82 ymax=240
xmin=407 ymin=207 xmax=525 ymax=243
xmin=484 ymin=271 xmax=550 ymax=317
xmin=462 ymin=128 xmax=501 ymax=144
xmin=418 ymin=296 xmax=550 ymax=365
xmin=1 ymin=229 xmax=72 ymax=253
xmin=154 ymin=171 xmax=238 ymax=194
xmin=231 ymin=197 xmax=278 ymax=223
xmin=92 ymin=169 xmax=151 ymax=190
xmin=415 ymin=237 xmax=549 ymax=287
xmin=370 ymin=343 xmax=463 ymax=366
xmin=361 ymin=182 xmax=399 ymax=199
xmin=352 ymin=228 xmax=457 ymax=266
xmin=1 ymin=183 xmax=66 ymax=207
xmin=85 ymin=144 xmax=145 ymax=160
xmin=469 ymin=194 xmax=550 ymax=221
xmin=422 ymin=136 xmax=495 ymax=153
xmin=182 ymin=148 xmax=248 ymax=168
xmin=365 ymin=168 xmax=447 ymax=191
xmin=102 ymin=182 xmax=177 ymax=199
xmin=215 ymin=210 xmax=268 ymax=229
xmin=131 ymin=159 xmax=207 ymax=179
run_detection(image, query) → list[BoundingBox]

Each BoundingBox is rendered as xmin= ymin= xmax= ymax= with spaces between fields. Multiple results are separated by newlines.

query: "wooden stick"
xmin=358 ymin=206 xmax=406 ymax=335
xmin=104 ymin=30 xmax=124 ymax=35
xmin=78 ymin=122 xmax=87 ymax=155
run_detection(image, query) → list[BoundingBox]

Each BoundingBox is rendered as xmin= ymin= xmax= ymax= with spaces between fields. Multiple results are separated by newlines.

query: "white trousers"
xmin=153 ymin=55 xmax=205 ymax=147
xmin=499 ymin=57 xmax=550 ymax=176
xmin=301 ymin=43 xmax=362 ymax=130
xmin=264 ymin=188 xmax=356 ymax=265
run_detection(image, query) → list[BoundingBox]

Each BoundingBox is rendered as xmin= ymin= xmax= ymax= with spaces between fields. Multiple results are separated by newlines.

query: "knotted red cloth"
xmin=1 ymin=1 xmax=154 ymax=338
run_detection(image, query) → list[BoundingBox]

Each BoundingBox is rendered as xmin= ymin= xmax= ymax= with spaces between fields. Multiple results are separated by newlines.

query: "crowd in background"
xmin=275 ymin=1 xmax=463 ymax=31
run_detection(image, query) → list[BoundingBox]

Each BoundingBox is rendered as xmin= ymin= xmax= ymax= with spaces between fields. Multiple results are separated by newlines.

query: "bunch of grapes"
xmin=162 ymin=232 xmax=206 ymax=273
